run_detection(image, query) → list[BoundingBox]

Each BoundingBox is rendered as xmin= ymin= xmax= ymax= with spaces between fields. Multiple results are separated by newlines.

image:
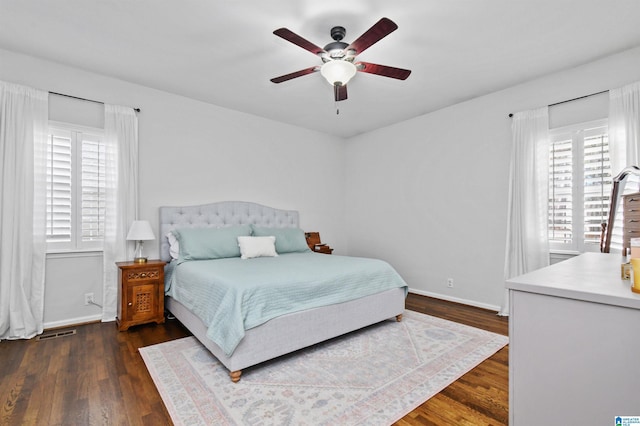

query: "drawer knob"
xmin=128 ymin=302 xmax=132 ymax=306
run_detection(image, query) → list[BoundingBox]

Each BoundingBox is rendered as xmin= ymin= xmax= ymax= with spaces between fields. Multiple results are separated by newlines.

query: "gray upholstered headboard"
xmin=158 ymin=201 xmax=300 ymax=262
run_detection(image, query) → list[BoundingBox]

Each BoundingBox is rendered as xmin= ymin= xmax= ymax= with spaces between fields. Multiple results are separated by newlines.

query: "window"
xmin=46 ymin=122 xmax=106 ymax=252
xmin=548 ymin=119 xmax=611 ymax=253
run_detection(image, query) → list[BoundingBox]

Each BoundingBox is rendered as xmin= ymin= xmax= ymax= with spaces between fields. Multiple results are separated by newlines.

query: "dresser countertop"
xmin=506 ymin=252 xmax=640 ymax=310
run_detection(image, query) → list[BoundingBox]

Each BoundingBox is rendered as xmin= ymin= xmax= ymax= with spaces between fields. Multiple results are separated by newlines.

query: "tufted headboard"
xmin=158 ymin=201 xmax=300 ymax=262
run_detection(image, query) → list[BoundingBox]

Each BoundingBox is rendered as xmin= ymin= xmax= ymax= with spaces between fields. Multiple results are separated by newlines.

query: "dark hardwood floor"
xmin=398 ymin=295 xmax=509 ymax=426
xmin=0 ymin=293 xmax=508 ymax=425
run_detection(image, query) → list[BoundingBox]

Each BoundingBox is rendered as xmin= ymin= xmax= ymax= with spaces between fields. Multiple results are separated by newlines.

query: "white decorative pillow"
xmin=167 ymin=231 xmax=179 ymax=260
xmin=237 ymin=236 xmax=278 ymax=259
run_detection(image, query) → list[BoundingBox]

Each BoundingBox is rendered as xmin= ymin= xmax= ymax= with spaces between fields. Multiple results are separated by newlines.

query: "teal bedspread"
xmin=165 ymin=252 xmax=408 ymax=356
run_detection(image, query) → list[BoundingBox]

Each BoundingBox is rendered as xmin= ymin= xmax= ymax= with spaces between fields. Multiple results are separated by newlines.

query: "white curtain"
xmin=609 ymin=80 xmax=640 ymax=175
xmin=102 ymin=104 xmax=138 ymax=321
xmin=0 ymin=81 xmax=48 ymax=339
xmin=500 ymin=107 xmax=550 ymax=316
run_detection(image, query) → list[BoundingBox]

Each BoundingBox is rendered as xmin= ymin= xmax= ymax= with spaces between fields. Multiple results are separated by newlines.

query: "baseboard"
xmin=44 ymin=314 xmax=102 ymax=330
xmin=408 ymin=288 xmax=501 ymax=313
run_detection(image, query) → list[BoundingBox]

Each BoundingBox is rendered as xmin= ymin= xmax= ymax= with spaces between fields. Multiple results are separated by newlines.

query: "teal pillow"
xmin=250 ymin=226 xmax=311 ymax=254
xmin=174 ymin=225 xmax=251 ymax=262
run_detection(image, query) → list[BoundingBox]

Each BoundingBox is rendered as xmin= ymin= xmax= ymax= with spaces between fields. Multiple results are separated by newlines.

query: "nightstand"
xmin=116 ymin=260 xmax=166 ymax=331
xmin=305 ymin=232 xmax=334 ymax=254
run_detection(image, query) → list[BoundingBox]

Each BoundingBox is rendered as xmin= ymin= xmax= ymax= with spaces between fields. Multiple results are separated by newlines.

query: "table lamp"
xmin=126 ymin=220 xmax=155 ymax=263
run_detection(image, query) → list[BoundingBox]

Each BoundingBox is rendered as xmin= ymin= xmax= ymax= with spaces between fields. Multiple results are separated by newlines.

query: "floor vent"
xmin=36 ymin=329 xmax=77 ymax=341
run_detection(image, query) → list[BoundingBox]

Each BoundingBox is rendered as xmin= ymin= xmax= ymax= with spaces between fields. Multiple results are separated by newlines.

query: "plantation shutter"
xmin=46 ymin=131 xmax=72 ymax=244
xmin=81 ymin=135 xmax=106 ymax=243
xmin=46 ymin=124 xmax=106 ymax=251
xmin=548 ymin=121 xmax=618 ymax=253
xmin=582 ymin=130 xmax=611 ymax=247
xmin=548 ymin=136 xmax=573 ymax=246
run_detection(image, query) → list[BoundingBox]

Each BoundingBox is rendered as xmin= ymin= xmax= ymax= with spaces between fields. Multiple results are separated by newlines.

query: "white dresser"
xmin=506 ymin=253 xmax=640 ymax=425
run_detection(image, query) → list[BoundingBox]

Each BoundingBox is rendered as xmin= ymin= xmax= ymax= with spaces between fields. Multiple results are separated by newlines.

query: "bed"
xmin=159 ymin=201 xmax=407 ymax=382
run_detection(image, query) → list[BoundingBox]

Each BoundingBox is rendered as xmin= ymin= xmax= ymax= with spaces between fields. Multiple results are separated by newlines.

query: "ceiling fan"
xmin=270 ymin=17 xmax=411 ymax=102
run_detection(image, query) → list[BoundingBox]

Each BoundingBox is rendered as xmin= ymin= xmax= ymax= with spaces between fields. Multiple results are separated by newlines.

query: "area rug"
xmin=140 ymin=310 xmax=508 ymax=426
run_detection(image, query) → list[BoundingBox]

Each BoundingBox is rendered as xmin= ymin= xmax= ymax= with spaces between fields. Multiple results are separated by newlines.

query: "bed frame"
xmin=159 ymin=201 xmax=405 ymax=382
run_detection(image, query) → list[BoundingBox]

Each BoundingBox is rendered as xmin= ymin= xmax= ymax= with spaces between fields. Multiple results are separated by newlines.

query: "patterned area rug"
xmin=140 ymin=310 xmax=508 ymax=426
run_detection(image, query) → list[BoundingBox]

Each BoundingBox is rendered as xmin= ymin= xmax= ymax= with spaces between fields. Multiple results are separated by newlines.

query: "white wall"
xmin=0 ymin=48 xmax=346 ymax=327
xmin=4 ymin=44 xmax=640 ymax=325
xmin=43 ymin=253 xmax=104 ymax=328
xmin=345 ymin=46 xmax=640 ymax=311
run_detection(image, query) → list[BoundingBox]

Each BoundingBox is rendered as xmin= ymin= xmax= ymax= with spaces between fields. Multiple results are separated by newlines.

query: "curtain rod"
xmin=50 ymin=91 xmax=141 ymax=113
xmin=507 ymin=89 xmax=608 ymax=118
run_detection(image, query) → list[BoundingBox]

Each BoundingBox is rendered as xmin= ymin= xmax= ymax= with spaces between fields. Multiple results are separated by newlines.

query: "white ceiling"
xmin=2 ymin=1 xmax=640 ymax=138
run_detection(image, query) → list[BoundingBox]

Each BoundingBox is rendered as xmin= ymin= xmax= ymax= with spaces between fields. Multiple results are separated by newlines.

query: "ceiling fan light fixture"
xmin=320 ymin=60 xmax=356 ymax=86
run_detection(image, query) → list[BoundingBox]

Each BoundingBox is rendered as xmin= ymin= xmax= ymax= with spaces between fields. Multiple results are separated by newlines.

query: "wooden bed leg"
xmin=396 ymin=314 xmax=403 ymax=322
xmin=229 ymin=370 xmax=242 ymax=383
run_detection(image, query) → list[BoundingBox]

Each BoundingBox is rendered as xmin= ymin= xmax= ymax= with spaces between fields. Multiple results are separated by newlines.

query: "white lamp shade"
xmin=320 ymin=60 xmax=357 ymax=86
xmin=126 ymin=220 xmax=155 ymax=241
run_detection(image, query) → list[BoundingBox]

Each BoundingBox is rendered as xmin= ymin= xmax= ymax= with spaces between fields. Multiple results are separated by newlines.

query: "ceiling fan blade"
xmin=345 ymin=17 xmax=398 ymax=55
xmin=356 ymin=62 xmax=411 ymax=80
xmin=273 ymin=28 xmax=326 ymax=56
xmin=334 ymin=84 xmax=348 ymax=102
xmin=270 ymin=66 xmax=319 ymax=84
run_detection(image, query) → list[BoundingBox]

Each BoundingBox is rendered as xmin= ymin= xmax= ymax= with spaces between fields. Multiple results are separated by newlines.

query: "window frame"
xmin=46 ymin=121 xmax=106 ymax=254
xmin=548 ymin=118 xmax=609 ymax=254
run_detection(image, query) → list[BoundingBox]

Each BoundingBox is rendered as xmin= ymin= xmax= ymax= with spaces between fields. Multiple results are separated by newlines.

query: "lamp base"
xmin=133 ymin=241 xmax=147 ymax=263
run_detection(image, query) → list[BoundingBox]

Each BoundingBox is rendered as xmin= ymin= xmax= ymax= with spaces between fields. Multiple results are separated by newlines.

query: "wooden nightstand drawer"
xmin=116 ymin=260 xmax=166 ymax=331
xmin=122 ymin=268 xmax=162 ymax=282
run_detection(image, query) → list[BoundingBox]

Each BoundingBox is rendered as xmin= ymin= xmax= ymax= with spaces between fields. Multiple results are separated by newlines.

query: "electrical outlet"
xmin=446 ymin=278 xmax=454 ymax=288
xmin=84 ymin=293 xmax=94 ymax=305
